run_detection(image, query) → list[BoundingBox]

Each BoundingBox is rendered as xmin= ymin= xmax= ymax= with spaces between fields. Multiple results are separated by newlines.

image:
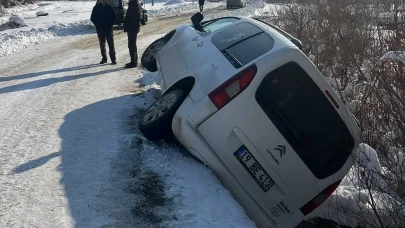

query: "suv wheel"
xmin=141 ymin=37 xmax=166 ymax=72
xmin=141 ymin=14 xmax=147 ymax=25
xmin=139 ymin=89 xmax=186 ymax=141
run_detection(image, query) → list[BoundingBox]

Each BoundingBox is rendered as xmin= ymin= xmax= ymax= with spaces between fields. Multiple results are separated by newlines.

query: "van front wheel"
xmin=141 ymin=37 xmax=166 ymax=72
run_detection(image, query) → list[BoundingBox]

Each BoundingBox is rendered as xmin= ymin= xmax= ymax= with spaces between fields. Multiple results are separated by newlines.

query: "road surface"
xmin=0 ymin=6 xmax=234 ymax=228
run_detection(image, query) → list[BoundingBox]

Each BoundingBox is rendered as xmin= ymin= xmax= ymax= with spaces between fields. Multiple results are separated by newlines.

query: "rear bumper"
xmin=171 ymin=96 xmax=290 ymax=228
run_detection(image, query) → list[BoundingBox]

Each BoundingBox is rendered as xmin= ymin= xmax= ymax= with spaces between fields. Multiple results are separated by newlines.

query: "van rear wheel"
xmin=139 ymin=89 xmax=185 ymax=141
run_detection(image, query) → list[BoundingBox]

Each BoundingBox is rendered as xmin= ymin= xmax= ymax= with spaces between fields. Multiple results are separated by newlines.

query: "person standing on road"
xmin=199 ymin=0 xmax=205 ymax=12
xmin=123 ymin=0 xmax=142 ymax=68
xmin=90 ymin=0 xmax=117 ymax=65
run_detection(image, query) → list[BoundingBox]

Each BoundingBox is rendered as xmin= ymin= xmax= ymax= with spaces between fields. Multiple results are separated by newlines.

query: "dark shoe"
xmin=125 ymin=62 xmax=138 ymax=68
xmin=100 ymin=59 xmax=107 ymax=64
xmin=111 ymin=60 xmax=117 ymax=65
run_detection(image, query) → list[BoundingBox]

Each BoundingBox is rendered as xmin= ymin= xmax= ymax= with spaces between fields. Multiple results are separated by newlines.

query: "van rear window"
xmin=255 ymin=62 xmax=355 ymax=179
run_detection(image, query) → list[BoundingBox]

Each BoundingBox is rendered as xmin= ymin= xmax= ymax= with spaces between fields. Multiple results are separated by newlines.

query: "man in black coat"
xmin=123 ymin=0 xmax=141 ymax=68
xmin=199 ymin=0 xmax=205 ymax=12
xmin=90 ymin=0 xmax=117 ymax=64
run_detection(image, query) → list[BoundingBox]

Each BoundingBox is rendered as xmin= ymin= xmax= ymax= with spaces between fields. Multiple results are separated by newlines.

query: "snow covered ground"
xmin=0 ymin=0 xmax=276 ymax=58
xmin=0 ymin=1 xmax=262 ymax=227
xmin=0 ymin=14 xmax=260 ymax=226
xmin=0 ymin=0 xmax=224 ymax=58
xmin=142 ymin=0 xmax=217 ymax=17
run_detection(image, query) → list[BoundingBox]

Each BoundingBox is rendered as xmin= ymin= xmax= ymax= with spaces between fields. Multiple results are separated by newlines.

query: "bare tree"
xmin=258 ymin=0 xmax=405 ymax=227
xmin=0 ymin=0 xmax=9 ymax=8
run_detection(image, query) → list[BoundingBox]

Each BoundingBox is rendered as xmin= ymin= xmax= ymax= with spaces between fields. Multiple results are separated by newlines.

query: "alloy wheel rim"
xmin=144 ymin=40 xmax=165 ymax=61
xmin=143 ymin=92 xmax=177 ymax=123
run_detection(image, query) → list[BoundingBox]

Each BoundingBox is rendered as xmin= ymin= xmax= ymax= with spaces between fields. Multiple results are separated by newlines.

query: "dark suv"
xmin=100 ymin=0 xmax=147 ymax=25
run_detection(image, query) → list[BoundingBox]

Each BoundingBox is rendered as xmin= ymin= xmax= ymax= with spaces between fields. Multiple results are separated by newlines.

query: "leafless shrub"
xmin=0 ymin=0 xmax=8 ymax=8
xmin=255 ymin=0 xmax=405 ymax=227
xmin=0 ymin=0 xmax=35 ymax=8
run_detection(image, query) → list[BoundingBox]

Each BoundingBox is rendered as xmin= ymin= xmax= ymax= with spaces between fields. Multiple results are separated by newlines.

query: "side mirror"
xmin=191 ymin=12 xmax=204 ymax=32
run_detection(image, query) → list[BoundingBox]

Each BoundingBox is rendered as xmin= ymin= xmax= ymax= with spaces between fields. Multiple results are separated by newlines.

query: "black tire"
xmin=141 ymin=14 xmax=146 ymax=25
xmin=139 ymin=89 xmax=186 ymax=142
xmin=141 ymin=37 xmax=166 ymax=72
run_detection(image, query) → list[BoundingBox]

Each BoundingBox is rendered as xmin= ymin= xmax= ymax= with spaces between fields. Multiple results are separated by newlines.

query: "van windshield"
xmin=255 ymin=62 xmax=355 ymax=179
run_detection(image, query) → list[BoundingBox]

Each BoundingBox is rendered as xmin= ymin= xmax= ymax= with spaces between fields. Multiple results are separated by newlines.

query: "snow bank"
xmin=48 ymin=20 xmax=94 ymax=36
xmin=0 ymin=28 xmax=56 ymax=57
xmin=0 ymin=1 xmax=97 ymax=58
xmin=146 ymin=2 xmax=216 ymax=18
xmin=0 ymin=3 xmax=39 ymax=26
xmin=164 ymin=0 xmax=186 ymax=6
xmin=0 ymin=20 xmax=94 ymax=57
xmin=203 ymin=0 xmax=266 ymax=20
xmin=9 ymin=15 xmax=27 ymax=27
xmin=307 ymin=143 xmax=405 ymax=228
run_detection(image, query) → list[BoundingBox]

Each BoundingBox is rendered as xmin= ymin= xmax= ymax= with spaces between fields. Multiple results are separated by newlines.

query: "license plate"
xmin=235 ymin=146 xmax=274 ymax=192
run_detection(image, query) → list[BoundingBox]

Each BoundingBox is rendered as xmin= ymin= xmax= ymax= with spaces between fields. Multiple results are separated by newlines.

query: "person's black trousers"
xmin=97 ymin=29 xmax=116 ymax=61
xmin=127 ymin=30 xmax=138 ymax=64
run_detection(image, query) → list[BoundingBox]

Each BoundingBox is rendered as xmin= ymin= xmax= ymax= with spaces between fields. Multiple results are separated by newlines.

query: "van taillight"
xmin=300 ymin=180 xmax=341 ymax=216
xmin=208 ymin=64 xmax=257 ymax=110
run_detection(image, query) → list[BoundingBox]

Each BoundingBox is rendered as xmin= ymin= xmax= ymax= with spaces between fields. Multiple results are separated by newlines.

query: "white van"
xmin=139 ymin=15 xmax=361 ymax=228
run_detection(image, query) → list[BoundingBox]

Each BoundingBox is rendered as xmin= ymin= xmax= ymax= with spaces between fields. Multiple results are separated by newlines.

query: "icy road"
xmin=0 ymin=7 xmax=258 ymax=228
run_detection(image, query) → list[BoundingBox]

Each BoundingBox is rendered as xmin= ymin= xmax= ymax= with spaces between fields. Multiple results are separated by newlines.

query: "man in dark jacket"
xmin=199 ymin=0 xmax=205 ymax=12
xmin=123 ymin=0 xmax=141 ymax=68
xmin=90 ymin=0 xmax=117 ymax=64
